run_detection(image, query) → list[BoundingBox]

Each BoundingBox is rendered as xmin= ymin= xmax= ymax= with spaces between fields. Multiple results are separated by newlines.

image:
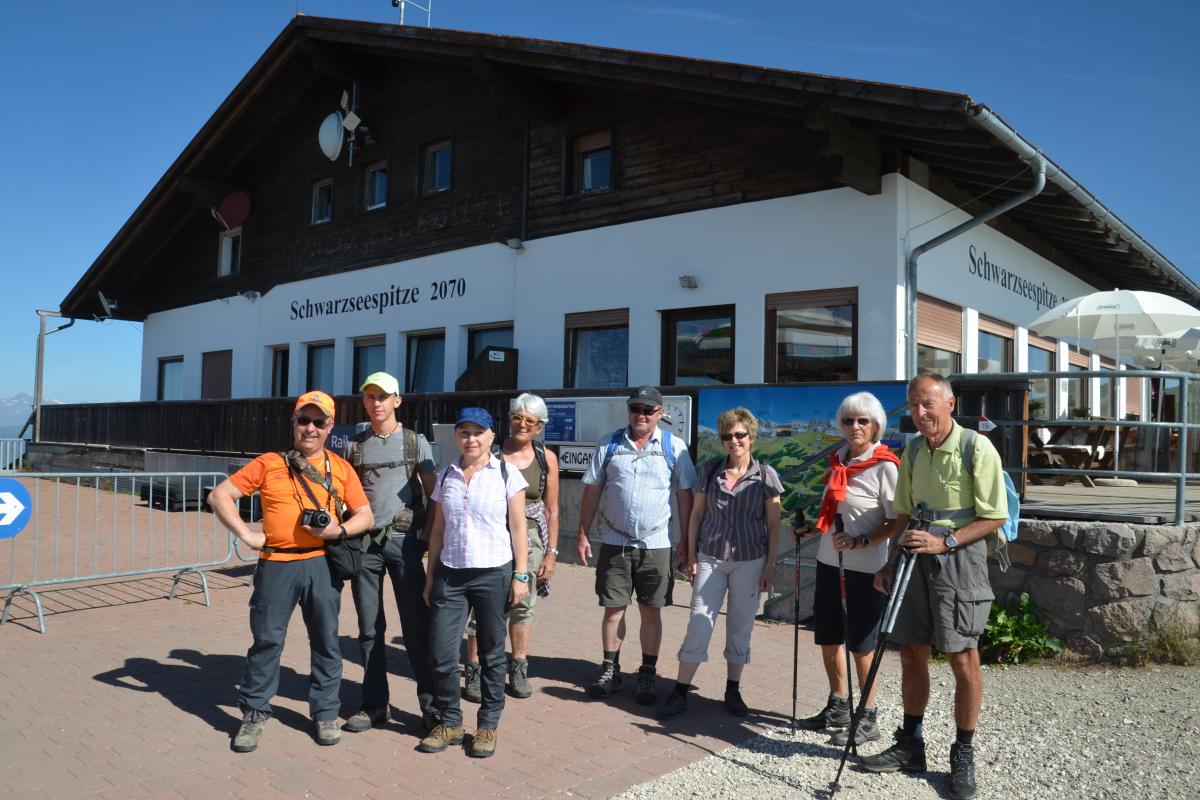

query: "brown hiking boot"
xmin=417 ymin=723 xmax=465 ymax=753
xmin=468 ymin=726 xmax=498 ymax=758
xmin=343 ymin=706 xmax=389 ymax=733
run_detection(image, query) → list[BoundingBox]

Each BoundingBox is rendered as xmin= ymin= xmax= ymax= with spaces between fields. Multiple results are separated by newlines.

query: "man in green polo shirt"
xmin=862 ymin=372 xmax=1006 ymax=800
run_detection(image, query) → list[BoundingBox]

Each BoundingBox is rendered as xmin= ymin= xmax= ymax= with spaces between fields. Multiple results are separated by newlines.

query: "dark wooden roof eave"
xmin=58 ymin=14 xmax=1197 ymax=318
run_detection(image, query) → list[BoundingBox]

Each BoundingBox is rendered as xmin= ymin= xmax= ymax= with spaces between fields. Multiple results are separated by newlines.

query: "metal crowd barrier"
xmin=0 ymin=438 xmax=28 ymax=472
xmin=0 ymin=471 xmax=237 ymax=633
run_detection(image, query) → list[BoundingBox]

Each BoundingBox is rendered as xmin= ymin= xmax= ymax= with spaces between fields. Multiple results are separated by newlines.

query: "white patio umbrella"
xmin=1028 ymin=291 xmax=1200 ymax=471
xmin=1027 ymin=290 xmax=1200 ymax=345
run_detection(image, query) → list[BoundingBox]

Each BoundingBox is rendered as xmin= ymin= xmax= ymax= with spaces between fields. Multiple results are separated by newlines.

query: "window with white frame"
xmin=218 ymin=228 xmax=241 ymax=277
xmin=365 ymin=162 xmax=388 ymax=210
xmin=311 ymin=178 xmax=333 ymax=224
xmin=421 ymin=141 xmax=452 ymax=195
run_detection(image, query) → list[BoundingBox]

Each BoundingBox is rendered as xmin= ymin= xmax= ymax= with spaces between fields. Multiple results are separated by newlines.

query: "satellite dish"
xmin=217 ymin=192 xmax=252 ymax=229
xmin=318 ymin=111 xmax=344 ymax=161
xmin=98 ymin=291 xmax=118 ymax=318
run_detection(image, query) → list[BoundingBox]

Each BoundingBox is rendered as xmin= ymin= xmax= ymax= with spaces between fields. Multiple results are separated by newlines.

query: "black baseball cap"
xmin=627 ymin=386 xmax=664 ymax=408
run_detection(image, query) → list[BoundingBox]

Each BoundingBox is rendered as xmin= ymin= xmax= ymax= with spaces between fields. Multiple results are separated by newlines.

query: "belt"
xmin=260 ymin=545 xmax=324 ymax=555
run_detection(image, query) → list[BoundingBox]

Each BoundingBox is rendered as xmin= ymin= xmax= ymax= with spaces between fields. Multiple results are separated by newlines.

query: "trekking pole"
xmin=790 ymin=509 xmax=805 ymax=736
xmin=830 ymin=504 xmax=935 ymax=794
xmin=834 ymin=513 xmax=856 ymax=756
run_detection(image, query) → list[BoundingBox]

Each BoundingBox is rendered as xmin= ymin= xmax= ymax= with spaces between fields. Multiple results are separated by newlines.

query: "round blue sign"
xmin=0 ymin=478 xmax=32 ymax=539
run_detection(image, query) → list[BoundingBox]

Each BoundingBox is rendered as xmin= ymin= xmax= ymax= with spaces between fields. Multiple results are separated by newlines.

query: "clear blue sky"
xmin=1 ymin=1 xmax=1196 ymax=403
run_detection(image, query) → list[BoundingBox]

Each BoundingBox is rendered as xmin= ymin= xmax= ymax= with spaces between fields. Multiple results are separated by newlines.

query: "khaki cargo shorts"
xmin=595 ymin=543 xmax=673 ymax=608
xmin=891 ymin=537 xmax=994 ymax=653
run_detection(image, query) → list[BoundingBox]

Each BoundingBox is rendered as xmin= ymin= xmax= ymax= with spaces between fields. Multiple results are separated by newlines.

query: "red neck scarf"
xmin=815 ymin=443 xmax=900 ymax=532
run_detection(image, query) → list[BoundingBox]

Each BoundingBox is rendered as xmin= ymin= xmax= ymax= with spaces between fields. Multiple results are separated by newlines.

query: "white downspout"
xmin=903 ymin=150 xmax=1047 ymax=378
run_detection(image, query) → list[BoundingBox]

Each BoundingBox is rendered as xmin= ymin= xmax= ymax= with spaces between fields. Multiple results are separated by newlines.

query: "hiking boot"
xmin=314 ymin=718 xmax=341 ymax=746
xmin=830 ymin=707 xmax=881 ymax=746
xmin=231 ymin=709 xmax=269 ymax=753
xmin=343 ymin=705 xmax=388 ymax=733
xmin=417 ymin=723 xmax=465 ymax=753
xmin=588 ymin=661 xmax=622 ymax=699
xmin=797 ymin=694 xmax=850 ymax=731
xmin=724 ymin=687 xmax=749 ymax=717
xmin=858 ymin=728 xmax=927 ymax=774
xmin=508 ymin=656 xmax=533 ymax=699
xmin=948 ymin=742 xmax=978 ymax=799
xmin=468 ymin=726 xmax=498 ymax=758
xmin=634 ymin=665 xmax=658 ymax=705
xmin=462 ymin=662 xmax=482 ymax=704
xmin=656 ymin=688 xmax=689 ymax=720
xmin=421 ymin=708 xmax=442 ymax=733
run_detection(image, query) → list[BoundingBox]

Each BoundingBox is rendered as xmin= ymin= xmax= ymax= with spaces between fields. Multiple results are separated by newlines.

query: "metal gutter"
xmin=904 ymin=154 xmax=1048 ymax=378
xmin=968 ymin=104 xmax=1197 ymax=300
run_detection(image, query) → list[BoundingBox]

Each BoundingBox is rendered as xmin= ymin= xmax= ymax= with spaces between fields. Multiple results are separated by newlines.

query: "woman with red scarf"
xmin=796 ymin=391 xmax=899 ymax=746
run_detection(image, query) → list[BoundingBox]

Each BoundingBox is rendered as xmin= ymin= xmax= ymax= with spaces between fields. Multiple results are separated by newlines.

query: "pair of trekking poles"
xmin=789 ymin=504 xmax=940 ymax=794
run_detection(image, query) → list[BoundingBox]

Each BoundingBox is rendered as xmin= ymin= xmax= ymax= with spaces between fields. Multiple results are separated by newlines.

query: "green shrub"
xmin=979 ymin=593 xmax=1063 ymax=664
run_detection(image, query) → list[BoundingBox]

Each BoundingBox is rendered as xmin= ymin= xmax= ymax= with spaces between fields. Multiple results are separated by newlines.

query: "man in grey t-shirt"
xmin=342 ymin=372 xmax=439 ymax=734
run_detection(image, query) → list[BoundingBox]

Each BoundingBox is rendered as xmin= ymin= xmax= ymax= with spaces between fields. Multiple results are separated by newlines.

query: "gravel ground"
xmin=615 ymin=662 xmax=1200 ymax=800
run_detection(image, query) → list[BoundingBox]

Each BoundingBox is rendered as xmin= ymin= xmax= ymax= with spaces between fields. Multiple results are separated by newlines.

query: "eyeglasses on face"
xmin=720 ymin=431 xmax=750 ymax=442
xmin=509 ymin=413 xmax=542 ymax=428
xmin=628 ymin=404 xmax=660 ymax=417
xmin=841 ymin=416 xmax=872 ymax=428
xmin=295 ymin=415 xmax=330 ymax=429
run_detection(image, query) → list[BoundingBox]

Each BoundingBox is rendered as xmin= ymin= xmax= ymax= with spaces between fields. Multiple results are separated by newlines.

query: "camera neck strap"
xmin=285 ymin=451 xmax=340 ymax=520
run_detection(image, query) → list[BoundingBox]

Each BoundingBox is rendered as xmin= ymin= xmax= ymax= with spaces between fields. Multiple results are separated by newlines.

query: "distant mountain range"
xmin=0 ymin=393 xmax=62 ymax=438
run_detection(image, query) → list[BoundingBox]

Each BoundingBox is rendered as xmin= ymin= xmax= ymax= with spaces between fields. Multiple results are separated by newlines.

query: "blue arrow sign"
xmin=0 ymin=478 xmax=32 ymax=539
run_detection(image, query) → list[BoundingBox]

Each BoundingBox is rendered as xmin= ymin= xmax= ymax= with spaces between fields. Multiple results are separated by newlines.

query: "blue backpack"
xmin=600 ymin=427 xmax=677 ymax=473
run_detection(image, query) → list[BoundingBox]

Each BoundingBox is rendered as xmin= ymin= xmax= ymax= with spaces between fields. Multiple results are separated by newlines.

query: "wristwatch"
xmin=944 ymin=534 xmax=958 ymax=552
xmin=858 ymin=535 xmax=870 ymax=549
xmin=546 ymin=547 xmax=559 ymax=556
xmin=513 ymin=572 xmax=530 ymax=583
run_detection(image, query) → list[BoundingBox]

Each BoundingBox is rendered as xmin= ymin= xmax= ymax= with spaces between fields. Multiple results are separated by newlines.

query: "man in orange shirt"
xmin=209 ymin=390 xmax=373 ymax=754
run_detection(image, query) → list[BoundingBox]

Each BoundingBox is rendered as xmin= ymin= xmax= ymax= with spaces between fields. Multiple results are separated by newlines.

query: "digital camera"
xmin=301 ymin=508 xmax=332 ymax=529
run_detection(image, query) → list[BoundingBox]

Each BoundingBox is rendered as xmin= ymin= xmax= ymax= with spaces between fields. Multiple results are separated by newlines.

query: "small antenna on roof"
xmin=391 ymin=0 xmax=432 ymax=27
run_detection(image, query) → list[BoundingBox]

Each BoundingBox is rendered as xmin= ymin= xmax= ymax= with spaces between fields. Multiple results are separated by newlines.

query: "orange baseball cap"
xmin=294 ymin=390 xmax=336 ymax=418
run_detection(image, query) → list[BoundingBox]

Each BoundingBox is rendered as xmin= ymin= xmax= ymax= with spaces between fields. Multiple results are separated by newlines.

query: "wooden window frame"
xmin=352 ymin=336 xmax=386 ymax=390
xmin=157 ymin=356 xmax=184 ymax=402
xmin=420 ymin=139 xmax=453 ymax=196
xmin=568 ymin=129 xmax=614 ymax=196
xmin=406 ymin=330 xmax=446 ymax=394
xmin=764 ymin=288 xmax=857 ymax=383
xmin=661 ymin=304 xmax=736 ymax=387
xmin=311 ymin=178 xmax=333 ymax=225
xmin=364 ymin=161 xmax=389 ymax=211
xmin=217 ymin=228 xmax=241 ymax=278
xmin=564 ymin=308 xmax=630 ymax=388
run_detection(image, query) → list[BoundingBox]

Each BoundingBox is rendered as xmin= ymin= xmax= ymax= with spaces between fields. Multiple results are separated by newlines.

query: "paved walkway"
xmin=0 ymin=559 xmax=833 ymax=799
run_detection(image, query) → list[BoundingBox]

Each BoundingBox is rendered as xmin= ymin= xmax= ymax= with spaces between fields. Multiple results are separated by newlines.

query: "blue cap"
xmin=454 ymin=407 xmax=494 ymax=430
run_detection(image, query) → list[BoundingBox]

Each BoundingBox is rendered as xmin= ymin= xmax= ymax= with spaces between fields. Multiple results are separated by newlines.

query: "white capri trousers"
xmin=677 ymin=553 xmax=765 ymax=665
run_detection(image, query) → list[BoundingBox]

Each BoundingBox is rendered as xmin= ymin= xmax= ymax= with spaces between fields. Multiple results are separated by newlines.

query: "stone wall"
xmin=992 ymin=520 xmax=1200 ymax=658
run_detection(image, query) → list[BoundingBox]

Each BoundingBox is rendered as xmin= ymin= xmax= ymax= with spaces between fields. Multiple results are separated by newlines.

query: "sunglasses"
xmin=294 ymin=415 xmax=330 ymax=429
xmin=509 ymin=414 xmax=542 ymax=428
xmin=628 ymin=404 xmax=660 ymax=416
xmin=841 ymin=416 xmax=872 ymax=427
xmin=720 ymin=431 xmax=750 ymax=442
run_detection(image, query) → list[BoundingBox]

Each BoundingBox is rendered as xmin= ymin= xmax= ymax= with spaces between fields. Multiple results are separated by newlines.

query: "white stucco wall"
xmin=140 ymin=175 xmax=1106 ymax=401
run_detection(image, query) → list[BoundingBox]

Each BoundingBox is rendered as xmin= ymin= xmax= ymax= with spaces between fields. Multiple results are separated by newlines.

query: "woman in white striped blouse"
xmin=419 ymin=407 xmax=529 ymax=759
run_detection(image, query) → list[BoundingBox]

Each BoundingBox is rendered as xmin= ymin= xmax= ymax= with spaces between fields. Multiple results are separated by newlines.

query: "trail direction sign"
xmin=0 ymin=478 xmax=32 ymax=539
